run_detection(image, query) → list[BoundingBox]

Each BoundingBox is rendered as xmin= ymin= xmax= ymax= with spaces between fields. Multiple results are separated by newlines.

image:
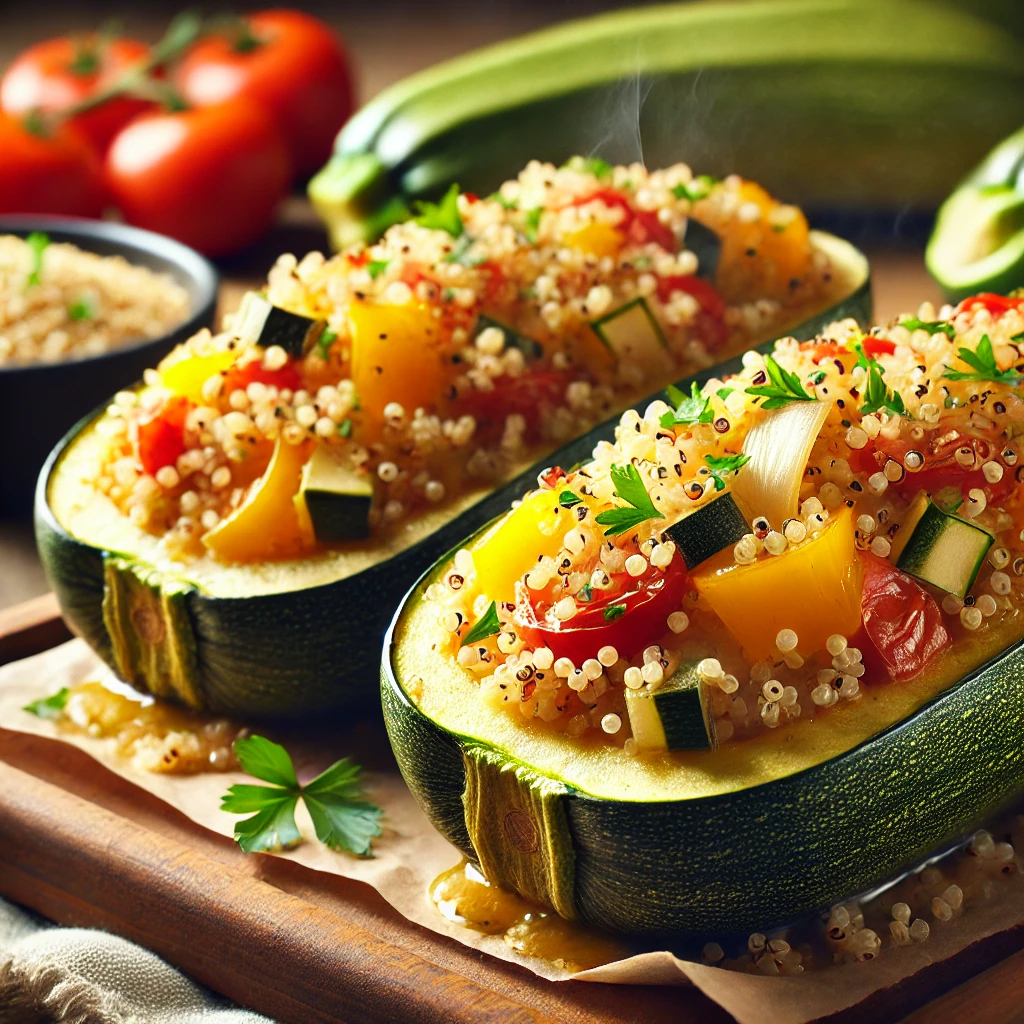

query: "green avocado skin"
xmin=34 ymin=272 xmax=869 ymax=719
xmin=382 ymin=572 xmax=1024 ymax=937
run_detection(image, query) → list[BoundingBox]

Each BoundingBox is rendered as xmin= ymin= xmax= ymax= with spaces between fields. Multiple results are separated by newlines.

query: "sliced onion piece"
xmin=732 ymin=400 xmax=832 ymax=530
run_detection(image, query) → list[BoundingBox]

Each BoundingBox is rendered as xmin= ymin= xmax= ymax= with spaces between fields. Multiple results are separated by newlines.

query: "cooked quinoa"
xmin=0 ymin=234 xmax=190 ymax=367
xmin=84 ymin=158 xmax=835 ymax=563
xmin=424 ymin=293 xmax=1024 ymax=751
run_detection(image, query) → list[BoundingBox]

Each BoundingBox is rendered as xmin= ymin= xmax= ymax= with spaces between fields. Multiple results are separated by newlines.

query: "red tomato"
xmin=221 ymin=358 xmax=302 ymax=396
xmin=856 ymin=430 xmax=1014 ymax=505
xmin=657 ymin=274 xmax=727 ymax=348
xmin=136 ymin=396 xmax=193 ymax=475
xmin=1 ymin=35 xmax=153 ymax=154
xmin=104 ymin=98 xmax=291 ymax=257
xmin=571 ymin=188 xmax=678 ymax=252
xmin=0 ymin=113 xmax=105 ymax=216
xmin=457 ymin=370 xmax=570 ymax=444
xmin=957 ymin=293 xmax=1024 ymax=317
xmin=801 ymin=337 xmax=894 ymax=363
xmin=514 ymin=553 xmax=692 ymax=664
xmin=175 ymin=9 xmax=354 ymax=174
xmin=858 ymin=551 xmax=951 ymax=681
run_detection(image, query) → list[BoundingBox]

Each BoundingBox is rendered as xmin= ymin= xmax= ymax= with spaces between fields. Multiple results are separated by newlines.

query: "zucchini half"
xmin=35 ymin=233 xmax=869 ymax=719
xmin=383 ymin=534 xmax=1024 ymax=937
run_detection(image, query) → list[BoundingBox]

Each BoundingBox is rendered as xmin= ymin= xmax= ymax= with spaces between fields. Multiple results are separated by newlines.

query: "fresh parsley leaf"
xmin=523 ymin=207 xmax=543 ymax=243
xmin=317 ymin=327 xmax=337 ymax=359
xmin=23 ymin=687 xmax=69 ymax=720
xmin=25 ymin=231 xmax=49 ymax=288
xmin=745 ymin=354 xmax=817 ymax=409
xmin=222 ymin=735 xmax=382 ymax=856
xmin=558 ymin=490 xmax=583 ymax=509
xmin=461 ymin=601 xmax=501 ymax=646
xmin=942 ymin=334 xmax=1022 ymax=386
xmin=581 ymin=157 xmax=612 ymax=180
xmin=367 ymin=259 xmax=390 ymax=280
xmin=671 ymin=175 xmax=718 ymax=202
xmin=337 ymin=418 xmax=352 ymax=438
xmin=490 ymin=193 xmax=518 ymax=210
xmin=578 ymin=583 xmax=593 ymax=602
xmin=860 ymin=361 xmax=907 ymax=417
xmin=900 ymin=317 xmax=955 ymax=339
xmin=603 ymin=604 xmax=627 ymax=622
xmin=413 ymin=183 xmax=463 ymax=237
xmin=1012 ymin=331 xmax=1024 ymax=343
xmin=704 ymin=453 xmax=751 ymax=491
xmin=660 ymin=382 xmax=713 ymax=428
xmin=594 ymin=462 xmax=664 ymax=536
xmin=301 ymin=758 xmax=384 ymax=856
xmin=717 ymin=387 xmax=735 ymax=400
xmin=67 ymin=295 xmax=95 ymax=321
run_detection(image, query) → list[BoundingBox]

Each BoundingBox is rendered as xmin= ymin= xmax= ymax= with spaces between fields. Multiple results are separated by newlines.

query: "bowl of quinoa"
xmin=0 ymin=216 xmax=217 ymax=515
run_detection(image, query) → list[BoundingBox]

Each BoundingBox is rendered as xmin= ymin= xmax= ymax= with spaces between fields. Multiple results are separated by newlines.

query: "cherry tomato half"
xmin=135 ymin=395 xmax=193 ymax=475
xmin=570 ymin=188 xmax=678 ymax=252
xmin=657 ymin=274 xmax=727 ymax=348
xmin=858 ymin=551 xmax=951 ymax=681
xmin=1 ymin=35 xmax=153 ymax=155
xmin=0 ymin=112 xmax=105 ymax=217
xmin=175 ymin=9 xmax=354 ymax=175
xmin=514 ymin=553 xmax=691 ymax=664
xmin=104 ymin=97 xmax=291 ymax=257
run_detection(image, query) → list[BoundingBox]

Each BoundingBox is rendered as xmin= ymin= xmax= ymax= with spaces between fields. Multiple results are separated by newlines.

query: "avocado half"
xmin=382 ymin=531 xmax=1024 ymax=936
xmin=35 ymin=233 xmax=870 ymax=719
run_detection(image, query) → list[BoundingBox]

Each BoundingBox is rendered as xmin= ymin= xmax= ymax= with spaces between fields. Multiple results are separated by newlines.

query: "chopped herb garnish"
xmin=595 ymin=462 xmax=664 ymax=536
xmin=671 ymin=175 xmax=718 ymax=202
xmin=221 ymin=735 xmax=382 ymax=856
xmin=900 ymin=317 xmax=956 ymax=339
xmin=25 ymin=231 xmax=49 ymax=288
xmin=413 ymin=183 xmax=463 ymax=237
xmin=860 ymin=361 xmax=907 ymax=417
xmin=660 ymin=382 xmax=713 ymax=428
xmin=1012 ymin=331 xmax=1024 ymax=343
xmin=581 ymin=156 xmax=612 ymax=180
xmin=745 ymin=353 xmax=817 ymax=409
xmin=523 ymin=207 xmax=543 ymax=243
xmin=704 ymin=453 xmax=751 ymax=491
xmin=603 ymin=604 xmax=627 ymax=622
xmin=443 ymin=234 xmax=486 ymax=267
xmin=716 ymin=387 xmax=735 ymax=401
xmin=578 ymin=584 xmax=594 ymax=602
xmin=23 ymin=687 xmax=69 ymax=720
xmin=67 ymin=295 xmax=96 ymax=321
xmin=338 ymin=418 xmax=352 ymax=438
xmin=558 ymin=490 xmax=583 ymax=509
xmin=461 ymin=601 xmax=502 ymax=646
xmin=942 ymin=334 xmax=1022 ymax=386
xmin=317 ymin=327 xmax=337 ymax=359
xmin=490 ymin=193 xmax=519 ymax=210
xmin=367 ymin=259 xmax=390 ymax=279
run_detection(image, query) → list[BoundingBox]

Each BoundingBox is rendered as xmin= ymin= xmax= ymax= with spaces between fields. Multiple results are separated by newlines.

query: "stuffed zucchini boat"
xmin=383 ymin=293 xmax=1024 ymax=935
xmin=37 ymin=158 xmax=869 ymax=718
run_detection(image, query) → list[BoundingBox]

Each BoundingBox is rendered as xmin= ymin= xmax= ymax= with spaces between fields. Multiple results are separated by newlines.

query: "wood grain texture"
xmin=0 ymin=592 xmax=69 ymax=667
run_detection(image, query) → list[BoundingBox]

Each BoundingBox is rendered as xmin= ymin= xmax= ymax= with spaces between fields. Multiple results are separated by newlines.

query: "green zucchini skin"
xmin=34 ymin=248 xmax=869 ymax=719
xmin=382 ymin=562 xmax=1024 ymax=937
xmin=311 ymin=0 xmax=1024 ymax=248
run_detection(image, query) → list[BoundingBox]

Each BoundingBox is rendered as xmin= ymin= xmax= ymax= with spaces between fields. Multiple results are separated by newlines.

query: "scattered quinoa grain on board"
xmin=72 ymin=158 xmax=841 ymax=565
xmin=0 ymin=234 xmax=190 ymax=366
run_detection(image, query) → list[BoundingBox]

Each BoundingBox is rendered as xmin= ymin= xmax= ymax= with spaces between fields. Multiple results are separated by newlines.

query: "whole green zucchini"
xmin=926 ymin=124 xmax=1024 ymax=300
xmin=382 ymin=530 xmax=1024 ymax=936
xmin=310 ymin=0 xmax=1024 ymax=249
xmin=34 ymin=239 xmax=869 ymax=719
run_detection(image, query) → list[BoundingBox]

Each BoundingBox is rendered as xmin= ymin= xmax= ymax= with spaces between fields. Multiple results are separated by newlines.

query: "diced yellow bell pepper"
xmin=158 ymin=345 xmax=239 ymax=404
xmin=472 ymin=489 xmax=578 ymax=604
xmin=348 ymin=298 xmax=447 ymax=439
xmin=563 ymin=222 xmax=623 ymax=259
xmin=203 ymin=438 xmax=314 ymax=563
xmin=692 ymin=507 xmax=862 ymax=661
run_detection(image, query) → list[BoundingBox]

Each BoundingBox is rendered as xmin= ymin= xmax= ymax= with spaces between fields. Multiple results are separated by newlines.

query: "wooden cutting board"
xmin=0 ymin=596 xmax=1021 ymax=1024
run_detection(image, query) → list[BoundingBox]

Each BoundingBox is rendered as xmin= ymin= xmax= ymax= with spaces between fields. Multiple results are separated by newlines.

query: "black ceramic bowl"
xmin=0 ymin=217 xmax=218 ymax=517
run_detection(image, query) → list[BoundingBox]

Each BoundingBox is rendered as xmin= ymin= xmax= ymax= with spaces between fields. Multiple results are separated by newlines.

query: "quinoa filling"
xmin=423 ymin=293 xmax=1024 ymax=751
xmin=66 ymin=158 xmax=843 ymax=566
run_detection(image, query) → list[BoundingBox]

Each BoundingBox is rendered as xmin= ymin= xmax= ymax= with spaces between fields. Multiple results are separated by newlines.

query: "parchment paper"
xmin=2 ymin=639 xmax=1023 ymax=1024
